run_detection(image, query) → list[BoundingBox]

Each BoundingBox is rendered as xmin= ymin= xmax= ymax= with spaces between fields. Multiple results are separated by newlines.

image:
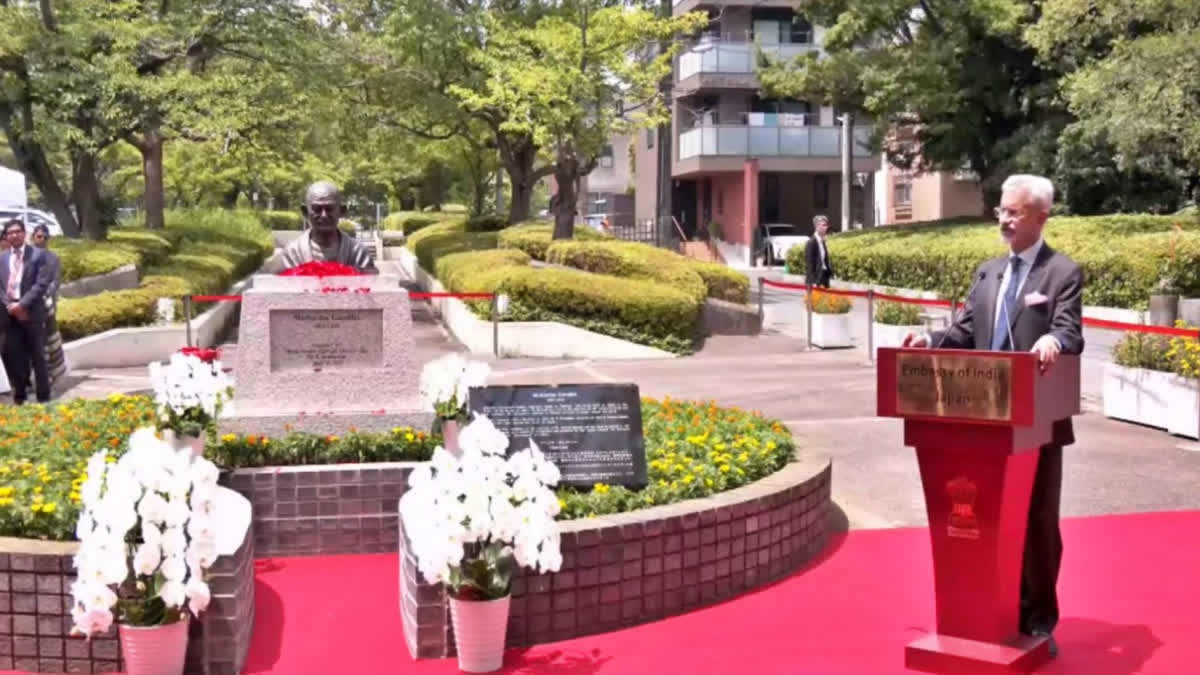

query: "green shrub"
xmin=788 ymin=214 xmax=1200 ymax=309
xmin=547 ymin=240 xmax=707 ymax=301
xmin=403 ymin=217 xmax=440 ymax=236
xmin=683 ymin=261 xmax=750 ymax=304
xmin=50 ymin=241 xmax=141 ymax=282
xmin=57 ymin=287 xmax=159 ymax=340
xmin=874 ymin=300 xmax=923 ymax=326
xmin=164 ymin=209 xmax=274 ymax=257
xmin=259 ymin=210 xmax=303 ymax=230
xmin=438 ymin=250 xmax=700 ymax=352
xmin=497 ymin=222 xmax=608 ymax=260
xmin=212 ymin=427 xmax=439 ymax=468
xmin=1111 ymin=332 xmax=1174 ymax=372
xmin=465 ymin=214 xmax=508 ymax=233
xmin=406 ymin=219 xmax=493 ymax=272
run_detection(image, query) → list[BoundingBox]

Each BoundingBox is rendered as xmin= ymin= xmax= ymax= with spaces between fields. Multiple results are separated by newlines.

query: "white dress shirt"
xmin=6 ymin=244 xmax=26 ymax=302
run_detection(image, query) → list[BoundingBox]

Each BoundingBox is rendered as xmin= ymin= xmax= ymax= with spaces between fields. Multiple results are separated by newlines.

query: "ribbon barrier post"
xmin=184 ymin=296 xmax=194 ymax=348
xmin=757 ymin=277 xmax=765 ymax=322
xmin=866 ymin=288 xmax=875 ymax=364
xmin=491 ymin=294 xmax=499 ymax=357
xmin=805 ymin=283 xmax=814 ymax=351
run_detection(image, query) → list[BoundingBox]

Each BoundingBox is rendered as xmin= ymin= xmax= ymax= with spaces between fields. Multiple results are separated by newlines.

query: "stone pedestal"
xmin=220 ymin=274 xmax=432 ymax=435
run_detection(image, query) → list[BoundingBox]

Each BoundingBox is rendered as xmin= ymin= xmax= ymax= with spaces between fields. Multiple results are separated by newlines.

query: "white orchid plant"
xmin=419 ymin=354 xmax=490 ymax=431
xmin=148 ymin=349 xmax=233 ymax=439
xmin=70 ymin=428 xmax=222 ymax=636
xmin=399 ymin=415 xmax=562 ymax=600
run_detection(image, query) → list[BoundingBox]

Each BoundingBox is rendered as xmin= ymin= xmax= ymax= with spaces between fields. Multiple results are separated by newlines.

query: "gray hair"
xmin=813 ymin=214 xmax=830 ymax=227
xmin=305 ymin=180 xmax=342 ymax=205
xmin=1001 ymin=174 xmax=1054 ymax=212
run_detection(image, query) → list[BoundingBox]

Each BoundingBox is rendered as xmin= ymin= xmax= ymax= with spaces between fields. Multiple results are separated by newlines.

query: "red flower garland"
xmin=179 ymin=347 xmax=220 ymax=363
xmin=279 ymin=261 xmax=363 ymax=277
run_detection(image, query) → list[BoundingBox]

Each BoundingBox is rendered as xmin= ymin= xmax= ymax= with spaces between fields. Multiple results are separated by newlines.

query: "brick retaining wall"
xmin=224 ymin=462 xmax=419 ymax=558
xmin=0 ymin=522 xmax=255 ymax=674
xmin=399 ymin=455 xmax=833 ymax=658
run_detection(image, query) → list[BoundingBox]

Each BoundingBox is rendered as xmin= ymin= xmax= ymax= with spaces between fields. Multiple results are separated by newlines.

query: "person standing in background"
xmin=805 ymin=214 xmax=834 ymax=288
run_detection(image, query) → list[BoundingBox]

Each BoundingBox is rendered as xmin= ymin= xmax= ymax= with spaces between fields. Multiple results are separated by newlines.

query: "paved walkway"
xmin=34 ymin=262 xmax=1200 ymax=532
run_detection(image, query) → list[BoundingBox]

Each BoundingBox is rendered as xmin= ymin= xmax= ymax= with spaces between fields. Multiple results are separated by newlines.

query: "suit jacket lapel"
xmin=976 ymin=258 xmax=1002 ymax=350
xmin=1008 ymin=244 xmax=1054 ymax=327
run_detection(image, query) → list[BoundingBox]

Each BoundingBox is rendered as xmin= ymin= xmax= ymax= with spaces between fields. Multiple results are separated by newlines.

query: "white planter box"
xmin=1102 ymin=363 xmax=1200 ymax=439
xmin=811 ymin=313 xmax=852 ymax=349
xmin=872 ymin=322 xmax=924 ymax=359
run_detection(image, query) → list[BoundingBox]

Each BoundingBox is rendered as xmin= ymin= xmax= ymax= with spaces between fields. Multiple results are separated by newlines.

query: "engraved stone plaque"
xmin=896 ymin=353 xmax=1012 ymax=422
xmin=469 ymin=383 xmax=647 ymax=487
xmin=269 ymin=309 xmax=383 ymax=372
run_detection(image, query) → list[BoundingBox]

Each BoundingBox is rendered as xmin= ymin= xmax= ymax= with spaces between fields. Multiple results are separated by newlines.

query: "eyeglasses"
xmin=308 ymin=205 xmax=338 ymax=215
xmin=993 ymin=206 xmax=1024 ymax=220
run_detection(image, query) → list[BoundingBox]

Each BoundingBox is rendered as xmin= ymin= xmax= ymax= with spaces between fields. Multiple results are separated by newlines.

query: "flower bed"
xmin=1103 ymin=329 xmax=1200 ymax=438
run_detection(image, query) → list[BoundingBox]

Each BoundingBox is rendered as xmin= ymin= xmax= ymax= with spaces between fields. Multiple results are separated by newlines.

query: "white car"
xmin=758 ymin=223 xmax=808 ymax=267
xmin=0 ymin=207 xmax=64 ymax=237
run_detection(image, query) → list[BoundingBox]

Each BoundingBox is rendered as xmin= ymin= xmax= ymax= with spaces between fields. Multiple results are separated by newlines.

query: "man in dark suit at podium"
xmin=903 ymin=174 xmax=1084 ymax=657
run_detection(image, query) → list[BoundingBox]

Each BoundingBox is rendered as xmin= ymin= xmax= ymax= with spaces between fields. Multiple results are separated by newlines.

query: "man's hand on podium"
xmin=1031 ymin=334 xmax=1062 ymax=372
xmin=902 ymin=332 xmax=930 ymax=348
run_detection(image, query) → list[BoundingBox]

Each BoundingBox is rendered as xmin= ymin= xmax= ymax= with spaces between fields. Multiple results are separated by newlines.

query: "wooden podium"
xmin=877 ymin=348 xmax=1080 ymax=674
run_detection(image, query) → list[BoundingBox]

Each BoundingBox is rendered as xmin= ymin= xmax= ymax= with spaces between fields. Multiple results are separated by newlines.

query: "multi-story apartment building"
xmin=634 ymin=1 xmax=881 ymax=267
xmin=576 ymin=134 xmax=635 ymax=227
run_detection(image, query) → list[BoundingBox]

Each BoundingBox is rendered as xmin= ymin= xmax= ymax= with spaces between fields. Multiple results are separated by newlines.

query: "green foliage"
xmin=259 ymin=210 xmax=304 ymax=230
xmin=787 ymin=215 xmax=1200 ymax=309
xmin=497 ymin=222 xmax=608 ymax=260
xmin=403 ymin=218 xmax=441 ymax=236
xmin=874 ymin=300 xmax=923 ymax=326
xmin=464 ymin=214 xmax=508 ymax=233
xmin=211 ymin=428 xmax=439 ymax=468
xmin=405 ymin=219 xmax=493 ymax=272
xmin=547 ymin=240 xmax=707 ymax=301
xmin=557 ymin=399 xmax=794 ymax=519
xmin=1111 ymin=333 xmax=1174 ymax=373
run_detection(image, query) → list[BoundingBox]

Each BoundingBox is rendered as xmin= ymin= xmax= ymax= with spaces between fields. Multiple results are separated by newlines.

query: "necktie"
xmin=990 ymin=256 xmax=1023 ymax=351
xmin=7 ymin=247 xmax=21 ymax=301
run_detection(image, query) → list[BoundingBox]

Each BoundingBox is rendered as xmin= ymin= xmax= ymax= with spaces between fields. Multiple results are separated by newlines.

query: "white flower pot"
xmin=450 ymin=595 xmax=511 ymax=673
xmin=162 ymin=429 xmax=205 ymax=458
xmin=1166 ymin=375 xmax=1200 ymax=440
xmin=1102 ymin=363 xmax=1200 ymax=438
xmin=872 ymin=322 xmax=924 ymax=359
xmin=119 ymin=619 xmax=189 ymax=675
xmin=811 ymin=313 xmax=852 ymax=349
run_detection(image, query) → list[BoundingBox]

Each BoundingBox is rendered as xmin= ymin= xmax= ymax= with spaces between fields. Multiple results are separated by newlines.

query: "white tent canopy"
xmin=0 ymin=165 xmax=28 ymax=209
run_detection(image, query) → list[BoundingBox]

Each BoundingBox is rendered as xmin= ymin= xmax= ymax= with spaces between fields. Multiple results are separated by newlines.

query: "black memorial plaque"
xmin=468 ymin=383 xmax=647 ymax=488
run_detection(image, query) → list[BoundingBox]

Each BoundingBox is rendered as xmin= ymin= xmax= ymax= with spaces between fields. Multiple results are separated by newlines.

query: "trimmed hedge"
xmin=786 ymin=214 xmax=1200 ymax=309
xmin=497 ymin=222 xmax=608 ymax=260
xmin=464 ymin=214 xmax=508 ymax=232
xmin=56 ymin=210 xmax=273 ymax=340
xmin=405 ymin=218 xmax=492 ymax=272
xmin=435 ymin=248 xmax=699 ymax=353
xmin=258 ymin=210 xmax=303 ymax=230
xmin=50 ymin=228 xmax=178 ymax=283
xmin=546 ymin=239 xmax=751 ymax=304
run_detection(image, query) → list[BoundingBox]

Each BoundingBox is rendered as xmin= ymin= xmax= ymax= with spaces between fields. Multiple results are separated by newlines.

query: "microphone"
xmin=932 ymin=270 xmax=986 ymax=350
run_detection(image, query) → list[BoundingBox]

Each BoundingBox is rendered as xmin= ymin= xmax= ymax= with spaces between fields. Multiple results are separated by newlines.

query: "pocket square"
xmin=1024 ymin=291 xmax=1048 ymax=307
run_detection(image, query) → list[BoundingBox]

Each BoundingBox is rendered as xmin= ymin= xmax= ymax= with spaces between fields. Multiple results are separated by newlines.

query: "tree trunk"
xmin=72 ymin=152 xmax=106 ymax=241
xmin=551 ymin=157 xmax=580 ymax=240
xmin=497 ymin=132 xmax=541 ymax=224
xmin=222 ymin=185 xmax=241 ymax=208
xmin=0 ymin=102 xmax=81 ymax=237
xmin=507 ymin=168 xmax=534 ymax=226
xmin=137 ymin=130 xmax=166 ymax=230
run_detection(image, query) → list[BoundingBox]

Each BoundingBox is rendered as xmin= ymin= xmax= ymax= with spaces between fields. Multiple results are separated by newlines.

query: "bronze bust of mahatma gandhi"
xmin=278 ymin=181 xmax=378 ymax=274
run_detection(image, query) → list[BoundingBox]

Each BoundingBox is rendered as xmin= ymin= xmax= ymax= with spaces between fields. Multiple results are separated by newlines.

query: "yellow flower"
xmin=558 ymin=498 xmax=567 ymax=510
xmin=405 ymin=432 xmax=415 ymax=442
xmin=41 ymin=502 xmax=57 ymax=514
xmin=221 ymin=433 xmax=237 ymax=443
xmin=720 ymin=464 xmax=731 ymax=473
xmin=593 ymin=483 xmax=610 ymax=495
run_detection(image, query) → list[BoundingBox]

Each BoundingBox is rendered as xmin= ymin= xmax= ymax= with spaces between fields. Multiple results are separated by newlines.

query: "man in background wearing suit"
xmin=805 ymin=214 xmax=834 ymax=288
xmin=0 ymin=219 xmax=56 ymax=404
xmin=902 ymin=174 xmax=1084 ymax=658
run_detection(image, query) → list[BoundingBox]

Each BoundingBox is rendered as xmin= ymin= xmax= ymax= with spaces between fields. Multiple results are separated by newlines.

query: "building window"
xmin=646 ymin=129 xmax=654 ymax=149
xmin=598 ymin=144 xmax=614 ymax=169
xmin=893 ymin=179 xmax=912 ymax=207
xmin=814 ymin=175 xmax=829 ymax=209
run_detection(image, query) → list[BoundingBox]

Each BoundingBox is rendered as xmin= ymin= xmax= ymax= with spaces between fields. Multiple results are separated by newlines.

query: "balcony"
xmin=678 ymin=124 xmax=872 ymax=160
xmin=678 ymin=41 xmax=818 ymax=80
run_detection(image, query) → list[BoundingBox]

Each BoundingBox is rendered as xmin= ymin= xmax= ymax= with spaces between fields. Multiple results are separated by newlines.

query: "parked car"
xmin=0 ymin=207 xmax=64 ymax=237
xmin=758 ymin=223 xmax=808 ymax=267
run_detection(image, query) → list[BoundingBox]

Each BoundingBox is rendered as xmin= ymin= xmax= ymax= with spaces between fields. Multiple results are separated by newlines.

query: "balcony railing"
xmin=678 ymin=125 xmax=873 ymax=160
xmin=678 ymin=40 xmax=819 ymax=81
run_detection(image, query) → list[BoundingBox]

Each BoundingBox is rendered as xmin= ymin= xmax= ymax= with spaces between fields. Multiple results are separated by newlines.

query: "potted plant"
xmin=70 ymin=428 xmax=222 ymax=675
xmin=419 ymin=353 xmax=490 ymax=453
xmin=809 ymin=289 xmax=854 ymax=348
xmin=1103 ymin=325 xmax=1200 ymax=438
xmin=872 ymin=297 xmax=924 ymax=358
xmin=399 ymin=415 xmax=562 ymax=673
xmin=148 ymin=348 xmax=233 ymax=456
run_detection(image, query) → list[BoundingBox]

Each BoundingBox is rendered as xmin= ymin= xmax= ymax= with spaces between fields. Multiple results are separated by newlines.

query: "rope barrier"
xmin=188 ymin=291 xmax=498 ymax=302
xmin=191 ymin=295 xmax=243 ymax=302
xmin=1081 ymin=317 xmax=1200 ymax=339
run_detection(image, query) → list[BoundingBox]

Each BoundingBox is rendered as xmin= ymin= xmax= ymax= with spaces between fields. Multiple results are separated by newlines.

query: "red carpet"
xmin=7 ymin=511 xmax=1193 ymax=675
xmin=239 ymin=510 xmax=1197 ymax=675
